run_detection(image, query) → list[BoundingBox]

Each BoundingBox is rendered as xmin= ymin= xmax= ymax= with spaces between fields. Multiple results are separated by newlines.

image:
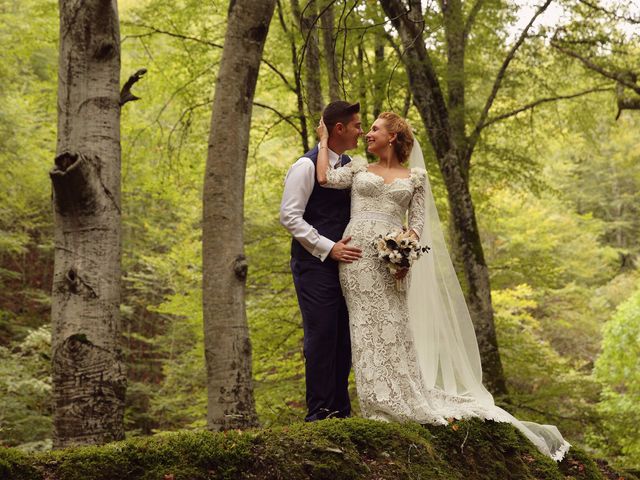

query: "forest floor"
xmin=0 ymin=417 xmax=636 ymax=480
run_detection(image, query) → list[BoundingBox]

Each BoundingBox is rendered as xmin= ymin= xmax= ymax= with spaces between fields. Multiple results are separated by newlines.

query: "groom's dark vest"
xmin=291 ymin=146 xmax=352 ymax=263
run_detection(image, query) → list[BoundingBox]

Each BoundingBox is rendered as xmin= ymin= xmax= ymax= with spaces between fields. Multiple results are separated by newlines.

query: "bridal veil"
xmin=407 ymin=140 xmax=570 ymax=461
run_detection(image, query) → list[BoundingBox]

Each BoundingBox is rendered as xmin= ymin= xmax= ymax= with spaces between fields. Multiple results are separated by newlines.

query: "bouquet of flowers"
xmin=372 ymin=227 xmax=430 ymax=290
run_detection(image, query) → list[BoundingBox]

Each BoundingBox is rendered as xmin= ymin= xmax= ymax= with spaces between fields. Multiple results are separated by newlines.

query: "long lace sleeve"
xmin=322 ymin=156 xmax=368 ymax=190
xmin=408 ymin=168 xmax=427 ymax=238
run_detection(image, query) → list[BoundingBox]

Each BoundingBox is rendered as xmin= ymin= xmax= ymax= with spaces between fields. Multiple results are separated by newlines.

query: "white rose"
xmin=390 ymin=251 xmax=402 ymax=263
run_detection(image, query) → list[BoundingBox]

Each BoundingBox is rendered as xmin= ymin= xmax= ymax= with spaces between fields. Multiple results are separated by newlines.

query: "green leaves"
xmin=593 ymin=285 xmax=640 ymax=468
xmin=0 ymin=326 xmax=52 ymax=449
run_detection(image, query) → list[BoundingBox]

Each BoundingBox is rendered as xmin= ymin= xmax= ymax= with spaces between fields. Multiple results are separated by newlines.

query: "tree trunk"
xmin=357 ymin=44 xmax=369 ymax=126
xmin=320 ymin=1 xmax=340 ymax=102
xmin=358 ymin=44 xmax=377 ymax=161
xmin=276 ymin=0 xmax=309 ymax=151
xmin=442 ymin=0 xmax=467 ymax=163
xmin=441 ymin=151 xmax=507 ymax=397
xmin=379 ymin=0 xmax=507 ymax=396
xmin=292 ymin=0 xmax=324 ymax=125
xmin=373 ymin=35 xmax=385 ymax=119
xmin=202 ymin=0 xmax=275 ymax=431
xmin=50 ymin=0 xmax=126 ymax=448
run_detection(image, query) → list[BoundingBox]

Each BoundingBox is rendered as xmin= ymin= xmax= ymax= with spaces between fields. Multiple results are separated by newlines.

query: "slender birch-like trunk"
xmin=202 ymin=0 xmax=276 ymax=431
xmin=50 ymin=0 xmax=126 ymax=447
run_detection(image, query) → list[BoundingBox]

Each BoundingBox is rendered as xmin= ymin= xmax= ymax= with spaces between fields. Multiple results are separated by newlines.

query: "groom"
xmin=280 ymin=100 xmax=363 ymax=421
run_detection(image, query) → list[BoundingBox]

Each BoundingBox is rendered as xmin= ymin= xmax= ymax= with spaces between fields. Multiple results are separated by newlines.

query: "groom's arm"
xmin=280 ymin=157 xmax=335 ymax=261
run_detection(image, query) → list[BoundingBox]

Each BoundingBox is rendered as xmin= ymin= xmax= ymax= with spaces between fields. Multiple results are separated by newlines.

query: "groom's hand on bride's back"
xmin=330 ymin=236 xmax=362 ymax=263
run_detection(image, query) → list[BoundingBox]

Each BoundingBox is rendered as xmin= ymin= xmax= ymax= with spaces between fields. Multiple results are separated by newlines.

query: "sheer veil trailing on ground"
xmin=407 ymin=140 xmax=571 ymax=461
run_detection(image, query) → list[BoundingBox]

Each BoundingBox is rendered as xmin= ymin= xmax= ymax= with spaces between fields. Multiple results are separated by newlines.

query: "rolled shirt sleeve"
xmin=280 ymin=157 xmax=336 ymax=262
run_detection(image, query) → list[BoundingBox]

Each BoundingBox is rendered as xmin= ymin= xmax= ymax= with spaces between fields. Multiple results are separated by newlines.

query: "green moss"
xmin=422 ymin=418 xmax=562 ymax=480
xmin=559 ymin=446 xmax=607 ymax=480
xmin=0 ymin=447 xmax=40 ymax=480
xmin=44 ymin=430 xmax=256 ymax=480
xmin=248 ymin=419 xmax=442 ymax=480
xmin=1 ymin=418 xmax=636 ymax=479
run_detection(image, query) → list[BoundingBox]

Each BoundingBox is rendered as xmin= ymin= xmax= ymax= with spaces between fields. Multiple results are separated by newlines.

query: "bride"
xmin=315 ymin=111 xmax=570 ymax=461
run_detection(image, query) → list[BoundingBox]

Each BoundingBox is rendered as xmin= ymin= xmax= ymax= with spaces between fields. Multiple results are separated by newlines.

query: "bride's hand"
xmin=394 ymin=268 xmax=409 ymax=280
xmin=316 ymin=117 xmax=329 ymax=142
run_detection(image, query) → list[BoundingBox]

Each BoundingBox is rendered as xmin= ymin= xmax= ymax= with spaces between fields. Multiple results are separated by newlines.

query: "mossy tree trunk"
xmin=50 ymin=0 xmax=126 ymax=448
xmin=202 ymin=0 xmax=276 ymax=431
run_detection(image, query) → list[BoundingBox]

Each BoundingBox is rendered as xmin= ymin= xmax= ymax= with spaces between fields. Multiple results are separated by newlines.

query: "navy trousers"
xmin=291 ymin=257 xmax=351 ymax=421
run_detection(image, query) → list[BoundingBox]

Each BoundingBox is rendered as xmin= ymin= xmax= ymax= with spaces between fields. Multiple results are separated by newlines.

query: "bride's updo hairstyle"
xmin=378 ymin=112 xmax=414 ymax=164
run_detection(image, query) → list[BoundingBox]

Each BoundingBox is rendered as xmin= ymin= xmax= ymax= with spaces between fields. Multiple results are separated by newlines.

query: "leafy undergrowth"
xmin=0 ymin=418 xmax=636 ymax=480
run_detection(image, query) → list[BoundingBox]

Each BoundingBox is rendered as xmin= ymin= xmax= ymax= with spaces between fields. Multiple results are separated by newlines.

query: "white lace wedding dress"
xmin=323 ymin=156 xmax=570 ymax=461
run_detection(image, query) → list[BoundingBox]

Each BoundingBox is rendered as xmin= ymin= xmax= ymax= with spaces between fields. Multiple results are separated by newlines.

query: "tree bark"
xmin=379 ymin=0 xmax=508 ymax=396
xmin=50 ymin=0 xmax=126 ymax=448
xmin=442 ymin=0 xmax=467 ymax=165
xmin=320 ymin=1 xmax=340 ymax=102
xmin=357 ymin=44 xmax=369 ymax=125
xmin=373 ymin=34 xmax=385 ymax=119
xmin=202 ymin=0 xmax=275 ymax=431
xmin=358 ymin=44 xmax=378 ymax=161
xmin=292 ymin=0 xmax=324 ymax=125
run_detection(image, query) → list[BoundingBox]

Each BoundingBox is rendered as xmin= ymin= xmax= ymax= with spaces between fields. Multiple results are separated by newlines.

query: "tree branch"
xmin=338 ymin=1 xmax=359 ymax=101
xmin=481 ymin=86 xmax=612 ymax=129
xmin=379 ymin=0 xmax=452 ymax=160
xmin=577 ymin=0 xmax=639 ymax=24
xmin=383 ymin=31 xmax=402 ymax=57
xmin=167 ymin=100 xmax=212 ymax=161
xmin=277 ymin=0 xmax=309 ymax=151
xmin=463 ymin=0 xmax=486 ymax=40
xmin=616 ymin=81 xmax=640 ymax=119
xmin=119 ymin=69 xmax=147 ymax=106
xmin=123 ymin=21 xmax=295 ymax=93
xmin=122 ymin=21 xmax=224 ymax=48
xmin=469 ymin=0 xmax=553 ymax=152
xmin=550 ymin=39 xmax=640 ymax=95
xmin=253 ymin=102 xmax=304 ymax=135
xmin=296 ymin=0 xmax=337 ymax=76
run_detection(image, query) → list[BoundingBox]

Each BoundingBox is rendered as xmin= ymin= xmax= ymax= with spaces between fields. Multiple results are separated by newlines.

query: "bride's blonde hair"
xmin=378 ymin=112 xmax=414 ymax=163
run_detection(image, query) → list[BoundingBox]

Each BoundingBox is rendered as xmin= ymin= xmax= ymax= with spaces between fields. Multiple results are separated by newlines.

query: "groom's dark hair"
xmin=323 ymin=101 xmax=360 ymax=134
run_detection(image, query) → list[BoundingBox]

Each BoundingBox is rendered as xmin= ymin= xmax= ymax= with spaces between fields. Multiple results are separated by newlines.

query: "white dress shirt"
xmin=280 ymin=146 xmax=343 ymax=262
